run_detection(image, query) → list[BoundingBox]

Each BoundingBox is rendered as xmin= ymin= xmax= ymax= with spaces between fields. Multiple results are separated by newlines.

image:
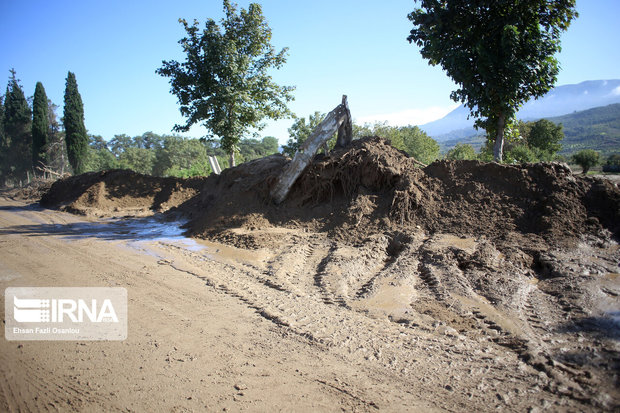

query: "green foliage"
xmin=0 ymin=94 xmax=4 ymax=146
xmin=153 ymin=135 xmax=211 ymax=177
xmin=118 ymin=147 xmax=156 ymax=175
xmin=505 ymin=144 xmax=538 ymax=164
xmin=32 ymin=82 xmax=49 ymax=168
xmin=282 ymin=112 xmax=331 ymax=157
xmin=527 ymin=118 xmax=563 ymax=154
xmin=446 ymin=143 xmax=477 ymax=160
xmin=400 ymin=125 xmax=440 ymax=165
xmin=407 ymin=0 xmax=577 ymax=161
xmin=156 ymin=0 xmax=295 ymax=164
xmin=355 ymin=122 xmax=440 ymax=165
xmin=572 ymin=149 xmax=599 ymax=174
xmin=63 ymin=71 xmax=88 ymax=174
xmin=2 ymin=69 xmax=32 ymax=183
xmin=84 ymin=135 xmax=117 ymax=172
xmin=475 ymin=118 xmax=564 ymax=163
xmin=83 ymin=131 xmax=285 ymax=177
xmin=238 ymin=136 xmax=279 ymax=162
xmin=603 ymin=154 xmax=620 ymax=173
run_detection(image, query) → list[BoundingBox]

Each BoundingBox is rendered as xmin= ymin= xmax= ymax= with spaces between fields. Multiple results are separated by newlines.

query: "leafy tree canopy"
xmin=526 ymin=118 xmax=563 ymax=154
xmin=356 ymin=122 xmax=440 ymax=165
xmin=572 ymin=149 xmax=599 ymax=174
xmin=407 ymin=0 xmax=577 ymax=161
xmin=156 ymin=0 xmax=295 ymax=166
xmin=447 ymin=143 xmax=477 ymax=160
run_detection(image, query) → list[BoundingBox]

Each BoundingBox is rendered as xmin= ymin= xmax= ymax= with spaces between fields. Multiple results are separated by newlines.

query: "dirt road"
xmin=1 ymin=195 xmax=618 ymax=412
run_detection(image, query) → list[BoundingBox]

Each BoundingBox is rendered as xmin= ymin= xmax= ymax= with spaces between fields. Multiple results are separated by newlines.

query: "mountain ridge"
xmin=422 ymin=79 xmax=620 ymax=140
xmin=438 ymin=103 xmax=620 ymax=156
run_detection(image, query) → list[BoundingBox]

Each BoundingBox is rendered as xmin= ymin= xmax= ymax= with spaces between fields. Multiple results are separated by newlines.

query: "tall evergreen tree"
xmin=2 ymin=69 xmax=32 ymax=182
xmin=63 ymin=71 xmax=88 ymax=174
xmin=0 ymin=93 xmax=5 ymax=184
xmin=32 ymin=81 xmax=49 ymax=169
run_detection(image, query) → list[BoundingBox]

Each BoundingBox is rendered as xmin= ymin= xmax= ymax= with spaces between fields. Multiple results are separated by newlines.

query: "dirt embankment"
xmin=38 ymin=137 xmax=620 ymax=247
xmin=39 ymin=169 xmax=204 ymax=217
xmin=153 ymin=136 xmax=618 ymax=248
xmin=37 ymin=136 xmax=620 ymax=410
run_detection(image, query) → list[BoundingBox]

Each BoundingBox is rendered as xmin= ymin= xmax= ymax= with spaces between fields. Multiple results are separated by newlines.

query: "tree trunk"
xmin=271 ymin=95 xmax=352 ymax=204
xmin=229 ymin=151 xmax=236 ymax=168
xmin=493 ymin=113 xmax=506 ymax=162
xmin=335 ymin=95 xmax=352 ymax=148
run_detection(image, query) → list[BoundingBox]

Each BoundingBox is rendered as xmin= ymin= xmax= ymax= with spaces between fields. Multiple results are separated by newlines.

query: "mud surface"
xmin=16 ymin=137 xmax=620 ymax=410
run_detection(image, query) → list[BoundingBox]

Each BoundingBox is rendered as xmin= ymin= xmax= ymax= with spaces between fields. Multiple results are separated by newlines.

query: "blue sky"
xmin=1 ymin=0 xmax=619 ymax=144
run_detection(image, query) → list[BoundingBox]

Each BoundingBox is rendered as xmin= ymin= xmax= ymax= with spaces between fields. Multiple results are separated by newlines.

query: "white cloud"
xmin=355 ymin=104 xmax=460 ymax=127
xmin=612 ymin=85 xmax=620 ymax=96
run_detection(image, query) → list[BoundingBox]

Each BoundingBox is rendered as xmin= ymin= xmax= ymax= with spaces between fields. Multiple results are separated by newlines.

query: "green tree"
xmin=2 ymin=69 xmax=32 ymax=183
xmin=352 ymin=122 xmax=439 ymax=164
xmin=260 ymin=136 xmax=278 ymax=154
xmin=526 ymin=118 xmax=563 ymax=155
xmin=135 ymin=132 xmax=163 ymax=150
xmin=447 ymin=143 xmax=477 ymax=160
xmin=505 ymin=144 xmax=537 ymax=164
xmin=153 ymin=135 xmax=211 ymax=177
xmin=572 ymin=149 xmax=599 ymax=174
xmin=282 ymin=112 xmax=326 ymax=157
xmin=156 ymin=0 xmax=295 ymax=167
xmin=238 ymin=136 xmax=279 ymax=162
xmin=84 ymin=135 xmax=117 ymax=172
xmin=407 ymin=0 xmax=577 ymax=162
xmin=108 ymin=134 xmax=133 ymax=157
xmin=118 ymin=147 xmax=156 ymax=175
xmin=400 ymin=125 xmax=439 ymax=164
xmin=0 ymin=93 xmax=4 ymax=181
xmin=32 ymin=82 xmax=49 ymax=169
xmin=63 ymin=71 xmax=88 ymax=174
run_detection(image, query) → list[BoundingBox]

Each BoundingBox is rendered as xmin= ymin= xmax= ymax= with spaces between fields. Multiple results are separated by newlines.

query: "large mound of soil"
xmin=40 ymin=169 xmax=204 ymax=217
xmin=39 ymin=137 xmax=620 ymax=244
xmin=168 ymin=136 xmax=618 ymax=248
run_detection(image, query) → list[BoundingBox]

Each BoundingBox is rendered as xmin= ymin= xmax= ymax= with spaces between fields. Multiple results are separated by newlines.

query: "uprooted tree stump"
xmin=271 ymin=95 xmax=352 ymax=204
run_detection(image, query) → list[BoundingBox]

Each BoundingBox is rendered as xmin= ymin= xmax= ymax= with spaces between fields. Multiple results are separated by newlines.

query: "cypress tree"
xmin=3 ymin=69 xmax=32 ymax=182
xmin=63 ymin=71 xmax=88 ymax=174
xmin=0 ymin=92 xmax=5 ymax=184
xmin=32 ymin=81 xmax=49 ymax=168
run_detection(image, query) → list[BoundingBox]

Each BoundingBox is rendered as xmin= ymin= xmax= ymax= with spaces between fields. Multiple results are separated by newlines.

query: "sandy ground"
xmin=1 ymin=195 xmax=619 ymax=412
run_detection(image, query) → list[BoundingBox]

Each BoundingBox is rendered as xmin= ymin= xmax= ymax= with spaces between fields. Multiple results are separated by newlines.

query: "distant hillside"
xmin=439 ymin=103 xmax=620 ymax=157
xmin=422 ymin=79 xmax=620 ymax=139
xmin=550 ymin=103 xmax=620 ymax=155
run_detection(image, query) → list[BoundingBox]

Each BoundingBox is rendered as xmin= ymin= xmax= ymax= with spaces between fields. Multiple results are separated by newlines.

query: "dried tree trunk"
xmin=271 ymin=95 xmax=352 ymax=204
xmin=335 ymin=95 xmax=352 ymax=148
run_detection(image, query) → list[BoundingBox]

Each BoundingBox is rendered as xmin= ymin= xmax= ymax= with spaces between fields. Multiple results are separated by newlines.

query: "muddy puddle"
xmin=41 ymin=215 xmax=266 ymax=266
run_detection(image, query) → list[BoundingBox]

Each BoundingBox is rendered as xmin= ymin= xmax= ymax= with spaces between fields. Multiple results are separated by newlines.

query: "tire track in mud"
xmin=312 ymin=244 xmax=350 ymax=307
xmin=261 ymin=237 xmax=330 ymax=298
xmin=147 ymin=240 xmax=548 ymax=412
